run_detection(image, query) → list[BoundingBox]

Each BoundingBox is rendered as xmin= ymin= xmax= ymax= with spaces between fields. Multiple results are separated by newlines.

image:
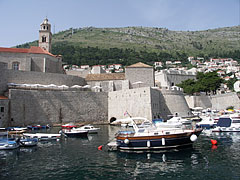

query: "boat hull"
xmin=116 ymin=130 xmax=201 ymax=150
xmin=63 ymin=131 xmax=88 ymax=138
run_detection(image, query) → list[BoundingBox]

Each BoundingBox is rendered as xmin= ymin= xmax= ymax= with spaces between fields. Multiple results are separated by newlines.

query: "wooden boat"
xmin=108 ymin=117 xmax=202 ymax=151
xmin=23 ymin=133 xmax=61 ymax=141
xmin=60 ymin=129 xmax=88 ymax=138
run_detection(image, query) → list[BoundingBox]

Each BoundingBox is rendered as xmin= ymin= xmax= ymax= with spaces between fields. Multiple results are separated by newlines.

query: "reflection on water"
xmin=0 ymin=125 xmax=240 ymax=179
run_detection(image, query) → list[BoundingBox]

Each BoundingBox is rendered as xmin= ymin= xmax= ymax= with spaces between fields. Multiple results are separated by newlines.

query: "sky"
xmin=0 ymin=0 xmax=239 ymax=47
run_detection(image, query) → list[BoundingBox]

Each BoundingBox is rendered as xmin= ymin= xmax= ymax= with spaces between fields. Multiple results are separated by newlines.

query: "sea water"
xmin=0 ymin=125 xmax=240 ymax=180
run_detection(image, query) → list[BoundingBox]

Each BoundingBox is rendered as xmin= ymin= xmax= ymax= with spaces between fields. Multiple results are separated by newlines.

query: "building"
xmin=0 ymin=18 xmax=62 ymax=74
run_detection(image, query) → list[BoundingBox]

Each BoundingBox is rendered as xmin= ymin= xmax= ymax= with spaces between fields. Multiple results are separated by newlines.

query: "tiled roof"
xmin=85 ymin=73 xmax=125 ymax=81
xmin=126 ymin=62 xmax=152 ymax=68
xmin=0 ymin=46 xmax=56 ymax=57
xmin=0 ymin=95 xmax=8 ymax=100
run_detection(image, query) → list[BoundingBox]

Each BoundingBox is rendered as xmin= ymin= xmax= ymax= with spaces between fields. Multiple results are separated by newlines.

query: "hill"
xmin=17 ymin=26 xmax=240 ymax=66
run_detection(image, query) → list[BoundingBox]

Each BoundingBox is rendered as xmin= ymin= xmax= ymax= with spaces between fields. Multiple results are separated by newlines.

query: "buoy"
xmin=98 ymin=145 xmax=103 ymax=150
xmin=211 ymin=145 xmax=218 ymax=150
xmin=147 ymin=140 xmax=151 ymax=148
xmin=211 ymin=139 xmax=217 ymax=145
xmin=124 ymin=139 xmax=129 ymax=144
xmin=190 ymin=134 xmax=198 ymax=142
xmin=162 ymin=138 xmax=165 ymax=145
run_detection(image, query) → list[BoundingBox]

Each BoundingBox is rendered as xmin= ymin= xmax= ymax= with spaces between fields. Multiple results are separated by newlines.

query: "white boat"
xmin=107 ymin=117 xmax=202 ymax=151
xmin=196 ymin=116 xmax=216 ymax=129
xmin=155 ymin=116 xmax=192 ymax=129
xmin=19 ymin=137 xmax=38 ymax=147
xmin=110 ymin=118 xmax=134 ymax=127
xmin=0 ymin=139 xmax=19 ymax=150
xmin=23 ymin=133 xmax=61 ymax=141
xmin=72 ymin=125 xmax=100 ymax=134
xmin=211 ymin=115 xmax=240 ymax=132
xmin=60 ymin=129 xmax=88 ymax=137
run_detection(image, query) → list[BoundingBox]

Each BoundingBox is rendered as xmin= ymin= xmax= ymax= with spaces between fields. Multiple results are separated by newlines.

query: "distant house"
xmin=154 ymin=61 xmax=163 ymax=68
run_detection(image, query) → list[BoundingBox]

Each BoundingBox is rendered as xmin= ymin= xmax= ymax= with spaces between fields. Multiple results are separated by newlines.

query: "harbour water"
xmin=1 ymin=125 xmax=240 ymax=180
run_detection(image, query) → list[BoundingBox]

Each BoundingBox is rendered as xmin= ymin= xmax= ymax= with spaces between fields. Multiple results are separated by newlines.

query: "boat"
xmin=196 ymin=116 xmax=216 ymax=129
xmin=108 ymin=117 xmax=202 ymax=151
xmin=27 ymin=125 xmax=50 ymax=130
xmin=211 ymin=115 xmax=240 ymax=132
xmin=61 ymin=123 xmax=77 ymax=129
xmin=19 ymin=137 xmax=38 ymax=147
xmin=0 ymin=139 xmax=19 ymax=150
xmin=154 ymin=116 xmax=192 ymax=129
xmin=60 ymin=129 xmax=88 ymax=138
xmin=72 ymin=125 xmax=100 ymax=134
xmin=23 ymin=133 xmax=61 ymax=141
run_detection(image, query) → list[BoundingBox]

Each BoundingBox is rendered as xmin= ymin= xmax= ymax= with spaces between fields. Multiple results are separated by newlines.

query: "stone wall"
xmin=0 ymin=99 xmax=9 ymax=127
xmin=0 ymin=68 xmax=87 ymax=95
xmin=155 ymin=70 xmax=196 ymax=87
xmin=8 ymin=89 xmax=108 ymax=126
xmin=0 ymin=52 xmax=62 ymax=73
xmin=160 ymin=88 xmax=192 ymax=118
xmin=185 ymin=94 xmax=212 ymax=109
xmin=211 ymin=92 xmax=240 ymax=110
xmin=108 ymin=87 xmax=153 ymax=121
xmin=125 ymin=67 xmax=155 ymax=88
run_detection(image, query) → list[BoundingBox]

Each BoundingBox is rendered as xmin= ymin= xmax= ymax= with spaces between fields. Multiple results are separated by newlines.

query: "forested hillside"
xmin=16 ymin=26 xmax=240 ymax=66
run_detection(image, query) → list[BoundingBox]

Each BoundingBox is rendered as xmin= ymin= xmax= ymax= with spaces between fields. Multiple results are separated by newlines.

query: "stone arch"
xmin=109 ymin=117 xmax=117 ymax=123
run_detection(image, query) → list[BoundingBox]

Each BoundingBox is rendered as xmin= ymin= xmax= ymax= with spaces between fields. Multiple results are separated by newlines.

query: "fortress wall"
xmin=0 ymin=64 xmax=8 ymax=95
xmin=185 ymin=94 xmax=212 ymax=109
xmin=160 ymin=89 xmax=192 ymax=118
xmin=87 ymin=80 xmax=123 ymax=92
xmin=211 ymin=92 xmax=240 ymax=110
xmin=125 ymin=68 xmax=154 ymax=87
xmin=108 ymin=87 xmax=152 ymax=121
xmin=4 ymin=69 xmax=86 ymax=86
xmin=8 ymin=89 xmax=108 ymax=126
xmin=0 ymin=99 xmax=9 ymax=127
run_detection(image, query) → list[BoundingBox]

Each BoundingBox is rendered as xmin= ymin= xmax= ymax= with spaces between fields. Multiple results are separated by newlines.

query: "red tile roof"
xmin=0 ymin=95 xmax=8 ymax=100
xmin=0 ymin=46 xmax=56 ymax=57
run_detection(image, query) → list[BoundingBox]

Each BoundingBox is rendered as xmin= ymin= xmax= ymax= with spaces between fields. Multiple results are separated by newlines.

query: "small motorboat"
xmin=61 ymin=123 xmax=77 ymax=129
xmin=0 ymin=139 xmax=19 ymax=150
xmin=27 ymin=125 xmax=50 ymax=130
xmin=211 ymin=115 xmax=240 ymax=132
xmin=196 ymin=116 xmax=217 ymax=129
xmin=19 ymin=137 xmax=38 ymax=147
xmin=60 ymin=129 xmax=88 ymax=138
xmin=107 ymin=117 xmax=202 ymax=151
xmin=23 ymin=133 xmax=61 ymax=141
xmin=72 ymin=125 xmax=100 ymax=134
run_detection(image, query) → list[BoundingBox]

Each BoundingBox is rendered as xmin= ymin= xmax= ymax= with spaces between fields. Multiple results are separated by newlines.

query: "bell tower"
xmin=39 ymin=18 xmax=52 ymax=52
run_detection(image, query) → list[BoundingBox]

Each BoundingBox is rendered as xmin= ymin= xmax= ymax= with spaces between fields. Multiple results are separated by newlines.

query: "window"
xmin=12 ymin=62 xmax=19 ymax=70
xmin=42 ymin=36 xmax=47 ymax=42
xmin=0 ymin=107 xmax=4 ymax=113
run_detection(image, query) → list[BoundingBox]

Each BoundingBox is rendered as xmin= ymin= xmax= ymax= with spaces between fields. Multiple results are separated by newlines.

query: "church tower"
xmin=39 ymin=18 xmax=52 ymax=52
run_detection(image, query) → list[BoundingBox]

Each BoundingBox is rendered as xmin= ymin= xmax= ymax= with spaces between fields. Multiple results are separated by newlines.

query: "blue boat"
xmin=0 ymin=139 xmax=19 ymax=150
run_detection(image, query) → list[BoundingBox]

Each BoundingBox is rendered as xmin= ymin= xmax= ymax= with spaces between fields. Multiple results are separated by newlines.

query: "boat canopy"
xmin=217 ymin=117 xmax=232 ymax=127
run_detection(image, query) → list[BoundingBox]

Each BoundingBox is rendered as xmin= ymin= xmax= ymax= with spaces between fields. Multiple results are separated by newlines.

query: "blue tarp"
xmin=217 ymin=118 xmax=232 ymax=127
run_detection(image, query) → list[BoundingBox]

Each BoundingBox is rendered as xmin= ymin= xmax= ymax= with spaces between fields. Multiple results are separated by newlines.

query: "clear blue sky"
xmin=0 ymin=0 xmax=239 ymax=47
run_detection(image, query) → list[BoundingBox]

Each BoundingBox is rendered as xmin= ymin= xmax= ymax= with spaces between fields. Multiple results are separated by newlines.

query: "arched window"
xmin=42 ymin=36 xmax=47 ymax=42
xmin=12 ymin=62 xmax=20 ymax=70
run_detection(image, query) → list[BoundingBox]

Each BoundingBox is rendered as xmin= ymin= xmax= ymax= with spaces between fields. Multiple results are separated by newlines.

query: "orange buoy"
xmin=211 ymin=145 xmax=218 ymax=150
xmin=211 ymin=139 xmax=217 ymax=145
xmin=98 ymin=145 xmax=103 ymax=150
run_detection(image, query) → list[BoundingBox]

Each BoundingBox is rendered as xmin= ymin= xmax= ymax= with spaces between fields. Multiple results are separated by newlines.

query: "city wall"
xmin=8 ymin=89 xmax=108 ymax=126
xmin=0 ymin=68 xmax=86 ymax=95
